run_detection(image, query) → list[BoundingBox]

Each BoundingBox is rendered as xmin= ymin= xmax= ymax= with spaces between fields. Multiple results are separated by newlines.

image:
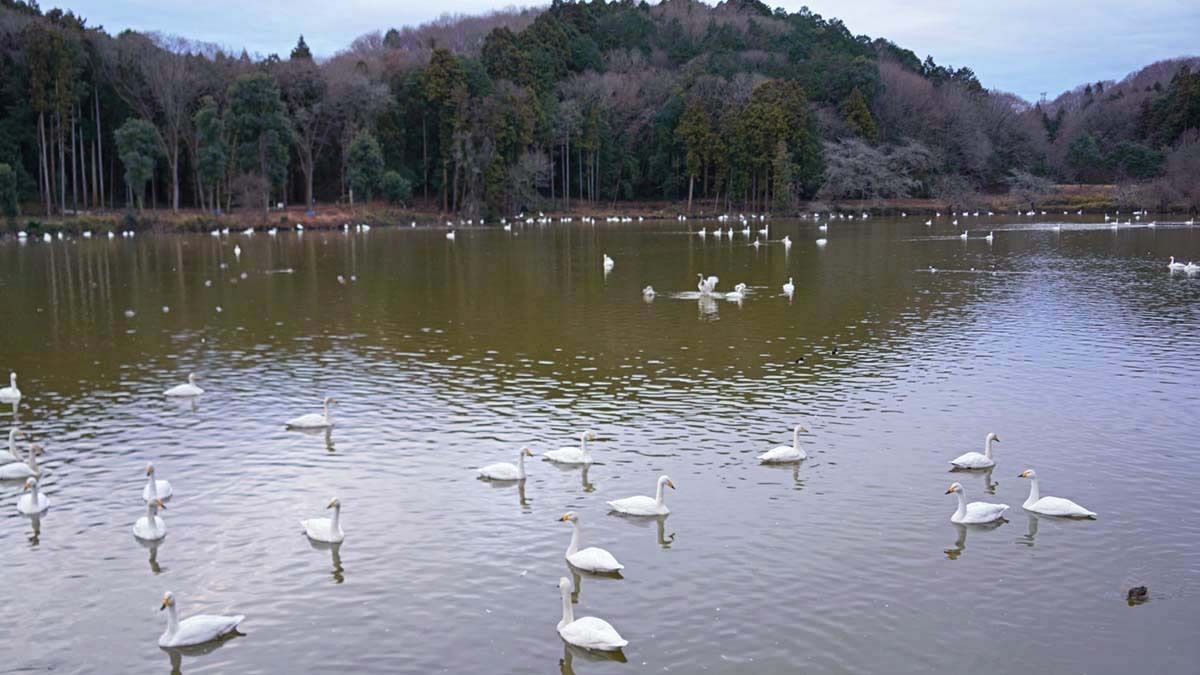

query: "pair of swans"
xmin=949 ymin=433 xmax=999 ymax=469
xmin=757 ymin=424 xmax=809 ymax=463
xmin=478 ymin=447 xmax=533 ymax=481
xmin=544 ymin=432 xmax=595 ymax=465
xmin=301 ymin=498 xmax=345 ymax=543
xmin=607 ymin=475 xmax=674 ymax=516
xmin=164 ymin=373 xmax=204 ymax=397
xmin=0 ymin=441 xmax=42 ymax=480
xmin=0 ymin=372 xmax=20 ymax=401
xmin=286 ymin=397 xmax=336 ymax=429
xmin=158 ymin=592 xmax=244 ymax=648
xmin=946 ymin=470 xmax=1096 ymax=523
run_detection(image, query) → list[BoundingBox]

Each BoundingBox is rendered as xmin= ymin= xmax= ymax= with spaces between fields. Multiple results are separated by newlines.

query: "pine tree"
xmin=842 ymin=87 xmax=878 ymax=144
xmin=290 ymin=35 xmax=312 ymax=61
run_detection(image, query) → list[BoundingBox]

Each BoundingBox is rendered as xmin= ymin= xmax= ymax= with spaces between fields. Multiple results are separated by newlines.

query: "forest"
xmin=0 ymin=0 xmax=1198 ymax=226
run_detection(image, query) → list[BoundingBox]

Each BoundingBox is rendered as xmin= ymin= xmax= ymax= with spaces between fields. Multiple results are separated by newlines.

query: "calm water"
xmin=2 ymin=216 xmax=1199 ymax=674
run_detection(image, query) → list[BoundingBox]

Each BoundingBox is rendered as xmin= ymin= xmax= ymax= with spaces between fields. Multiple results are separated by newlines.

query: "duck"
xmin=301 ymin=498 xmax=345 ymax=543
xmin=1167 ymin=256 xmax=1185 ymax=271
xmin=1 ymin=428 xmax=25 ymax=464
xmin=142 ymin=462 xmax=174 ymax=501
xmin=0 ymin=443 xmax=42 ymax=480
xmin=945 ymin=482 xmax=1009 ymax=524
xmin=285 ymin=396 xmax=336 ymax=429
xmin=725 ymin=283 xmax=747 ymax=301
xmin=757 ymin=424 xmax=808 ymax=463
xmin=642 ymin=286 xmax=656 ymax=300
xmin=557 ymin=576 xmax=627 ymax=651
xmin=560 ymin=512 xmax=624 ymax=573
xmin=544 ymin=432 xmax=594 ymax=465
xmin=17 ymin=477 xmax=50 ymax=514
xmin=1018 ymin=469 xmax=1096 ymax=518
xmin=0 ymin=372 xmax=21 ymax=401
xmin=782 ymin=277 xmax=795 ymax=295
xmin=478 ymin=447 xmax=533 ymax=481
xmin=133 ymin=499 xmax=167 ymax=540
xmin=158 ymin=592 xmax=245 ymax=648
xmin=603 ymin=254 xmax=615 ymax=271
xmin=164 ymin=373 xmax=204 ymax=397
xmin=949 ymin=432 xmax=999 ymax=470
xmin=608 ymin=475 xmax=674 ymax=516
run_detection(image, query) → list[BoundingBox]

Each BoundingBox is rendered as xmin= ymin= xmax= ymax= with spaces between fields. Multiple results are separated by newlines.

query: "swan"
xmin=0 ymin=443 xmax=42 ymax=480
xmin=560 ymin=511 xmax=624 ymax=573
xmin=984 ymin=231 xmax=994 ymax=243
xmin=158 ymin=592 xmax=244 ymax=648
xmin=949 ymin=432 xmax=999 ymax=469
xmin=725 ymin=283 xmax=747 ymax=300
xmin=1018 ymin=469 xmax=1096 ymax=518
xmin=757 ymin=424 xmax=808 ymax=463
xmin=781 ymin=235 xmax=791 ymax=246
xmin=945 ymin=482 xmax=1009 ymax=524
xmin=164 ymin=373 xmax=204 ymax=397
xmin=17 ymin=477 xmax=50 ymax=514
xmin=133 ymin=499 xmax=167 ymax=540
xmin=924 ymin=219 xmax=932 ymax=226
xmin=696 ymin=274 xmax=718 ymax=295
xmin=959 ymin=230 xmax=968 ymax=239
xmin=301 ymin=497 xmax=345 ymax=543
xmin=478 ymin=447 xmax=533 ymax=481
xmin=608 ymin=475 xmax=674 ymax=516
xmin=752 ymin=237 xmax=761 ymax=248
xmin=1 ymin=428 xmax=26 ymax=464
xmin=143 ymin=462 xmax=174 ymax=501
xmin=544 ymin=432 xmax=594 ymax=465
xmin=603 ymin=254 xmax=615 ymax=271
xmin=782 ymin=277 xmax=795 ymax=295
xmin=446 ymin=230 xmax=456 ymax=240
xmin=1167 ymin=256 xmax=1186 ymax=271
xmin=1186 ymin=262 xmax=1200 ymax=274
xmin=815 ymin=238 xmax=827 ymax=246
xmin=642 ymin=286 xmax=656 ymax=300
xmin=557 ymin=577 xmax=627 ymax=651
xmin=286 ymin=396 xmax=336 ymax=429
xmin=819 ymin=223 xmax=828 ymax=231
xmin=0 ymin=372 xmax=21 ymax=401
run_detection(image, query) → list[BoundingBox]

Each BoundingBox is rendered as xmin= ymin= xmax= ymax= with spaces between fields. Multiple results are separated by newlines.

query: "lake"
xmin=2 ymin=215 xmax=1199 ymax=674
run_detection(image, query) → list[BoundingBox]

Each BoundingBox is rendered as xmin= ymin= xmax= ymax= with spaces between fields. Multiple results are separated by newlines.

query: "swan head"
xmin=559 ymin=511 xmax=579 ymax=523
xmin=583 ymin=431 xmax=595 ymax=441
xmin=1018 ymin=469 xmax=1037 ymax=480
xmin=188 ymin=373 xmax=197 ymax=384
xmin=986 ymin=432 xmax=1000 ymax=443
xmin=323 ymin=397 xmax=337 ymax=406
xmin=945 ymin=482 xmax=963 ymax=495
xmin=520 ymin=447 xmax=533 ymax=458
xmin=23 ymin=477 xmax=36 ymax=491
xmin=558 ymin=576 xmax=573 ymax=594
xmin=327 ymin=497 xmax=341 ymax=509
xmin=153 ymin=499 xmax=166 ymax=510
xmin=9 ymin=372 xmax=15 ymax=385
xmin=145 ymin=462 xmax=156 ymax=476
xmin=29 ymin=443 xmax=43 ymax=456
xmin=160 ymin=592 xmax=176 ymax=611
xmin=658 ymin=475 xmax=676 ymax=490
xmin=794 ymin=423 xmax=809 ymax=434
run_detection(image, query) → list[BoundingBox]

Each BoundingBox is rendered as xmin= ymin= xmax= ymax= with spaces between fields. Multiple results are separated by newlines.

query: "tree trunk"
xmin=687 ymin=174 xmax=694 ymax=214
xmin=39 ymin=112 xmax=51 ymax=216
xmin=70 ymin=108 xmax=78 ymax=212
xmin=95 ymin=90 xmax=105 ymax=209
xmin=58 ymin=112 xmax=66 ymax=215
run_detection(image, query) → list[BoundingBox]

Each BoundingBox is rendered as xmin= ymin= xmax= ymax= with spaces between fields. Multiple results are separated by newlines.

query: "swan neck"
xmin=655 ymin=480 xmax=666 ymax=506
xmin=567 ymin=521 xmax=581 ymax=556
xmin=330 ymin=503 xmax=341 ymax=531
xmin=1024 ymin=478 xmax=1040 ymax=508
xmin=7 ymin=430 xmax=14 ymax=454
xmin=517 ymin=451 xmax=526 ymax=480
xmin=559 ymin=587 xmax=574 ymax=630
xmin=165 ymin=604 xmax=179 ymax=635
xmin=146 ymin=473 xmax=157 ymax=500
xmin=954 ymin=491 xmax=967 ymax=519
xmin=323 ymin=401 xmax=332 ymax=423
xmin=793 ymin=426 xmax=801 ymax=451
xmin=984 ymin=437 xmax=994 ymax=459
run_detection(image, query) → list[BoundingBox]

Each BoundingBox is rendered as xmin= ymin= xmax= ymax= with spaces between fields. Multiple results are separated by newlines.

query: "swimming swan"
xmin=133 ymin=499 xmax=167 ymax=540
xmin=301 ymin=497 xmax=345 ymax=543
xmin=757 ymin=424 xmax=808 ymax=463
xmin=158 ymin=592 xmax=244 ymax=648
xmin=478 ymin=447 xmax=533 ymax=481
xmin=557 ymin=577 xmax=627 ymax=651
xmin=0 ymin=372 xmax=20 ymax=401
xmin=608 ymin=475 xmax=674 ymax=516
xmin=17 ymin=477 xmax=50 ymax=514
xmin=560 ymin=511 xmax=624 ymax=573
xmin=0 ymin=443 xmax=41 ymax=480
xmin=544 ymin=432 xmax=595 ymax=465
xmin=164 ymin=373 xmax=204 ymax=397
xmin=1018 ymin=469 xmax=1096 ymax=518
xmin=945 ymin=482 xmax=1009 ymax=524
xmin=143 ymin=462 xmax=174 ymax=501
xmin=782 ymin=278 xmax=795 ymax=295
xmin=603 ymin=254 xmax=615 ymax=271
xmin=286 ymin=397 xmax=336 ymax=429
xmin=949 ymin=432 xmax=999 ymax=469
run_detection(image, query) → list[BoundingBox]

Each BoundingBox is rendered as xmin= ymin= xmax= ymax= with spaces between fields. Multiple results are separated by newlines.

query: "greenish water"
xmin=1 ymin=216 xmax=1199 ymax=674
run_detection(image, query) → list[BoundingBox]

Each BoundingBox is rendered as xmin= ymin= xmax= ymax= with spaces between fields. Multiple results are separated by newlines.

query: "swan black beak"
xmin=160 ymin=600 xmax=169 ymax=611
xmin=667 ymin=481 xmax=676 ymax=490
xmin=944 ymin=487 xmax=955 ymax=494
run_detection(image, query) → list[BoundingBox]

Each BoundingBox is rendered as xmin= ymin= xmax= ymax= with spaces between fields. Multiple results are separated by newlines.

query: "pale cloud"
xmin=47 ymin=0 xmax=1200 ymax=101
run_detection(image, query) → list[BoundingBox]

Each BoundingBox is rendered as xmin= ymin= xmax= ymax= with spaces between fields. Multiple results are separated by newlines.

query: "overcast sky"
xmin=46 ymin=0 xmax=1199 ymax=101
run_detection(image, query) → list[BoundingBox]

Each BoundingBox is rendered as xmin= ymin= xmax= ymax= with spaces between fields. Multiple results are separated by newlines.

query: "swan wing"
xmin=949 ymin=452 xmax=992 ymax=469
xmin=758 ymin=445 xmax=805 ymax=463
xmin=301 ymin=518 xmax=342 ymax=542
xmin=569 ymin=547 xmax=624 ymax=573
xmin=963 ymin=501 xmax=1009 ymax=523
xmin=478 ymin=462 xmax=520 ymax=480
xmin=607 ymin=495 xmax=660 ymax=515
xmin=143 ymin=479 xmax=173 ymax=501
xmin=560 ymin=616 xmax=627 ymax=651
xmin=544 ymin=448 xmax=590 ymax=464
xmin=164 ymin=384 xmax=202 ymax=397
xmin=17 ymin=493 xmax=49 ymax=514
xmin=286 ymin=413 xmax=329 ymax=428
xmin=1029 ymin=496 xmax=1096 ymax=518
xmin=163 ymin=614 xmax=244 ymax=647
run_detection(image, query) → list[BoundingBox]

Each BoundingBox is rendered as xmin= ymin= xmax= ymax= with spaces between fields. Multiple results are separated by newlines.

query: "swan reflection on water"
xmin=558 ymin=640 xmax=627 ymax=675
xmin=290 ymin=425 xmax=335 ymax=452
xmin=608 ymin=512 xmax=675 ymax=549
xmin=22 ymin=512 xmax=41 ymax=547
xmin=307 ymin=538 xmax=345 ymax=584
xmin=547 ymin=461 xmax=595 ymax=493
xmin=135 ymin=535 xmax=165 ymax=574
xmin=944 ymin=520 xmax=1006 ymax=560
xmin=1018 ymin=513 xmax=1040 ymax=548
xmin=162 ymin=630 xmax=243 ymax=675
xmin=760 ymin=460 xmax=806 ymax=489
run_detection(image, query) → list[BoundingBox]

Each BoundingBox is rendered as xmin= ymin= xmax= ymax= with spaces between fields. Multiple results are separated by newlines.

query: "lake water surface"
xmin=2 ymin=216 xmax=1199 ymax=674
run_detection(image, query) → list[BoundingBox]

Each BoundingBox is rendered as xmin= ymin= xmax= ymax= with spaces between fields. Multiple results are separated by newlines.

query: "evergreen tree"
xmin=114 ymin=118 xmax=160 ymax=213
xmin=346 ymin=130 xmax=384 ymax=206
xmin=0 ymin=162 xmax=17 ymax=227
xmin=227 ymin=73 xmax=291 ymax=215
xmin=843 ymin=87 xmax=878 ymax=144
xmin=290 ymin=35 xmax=313 ymax=60
xmin=193 ymin=97 xmax=227 ymax=212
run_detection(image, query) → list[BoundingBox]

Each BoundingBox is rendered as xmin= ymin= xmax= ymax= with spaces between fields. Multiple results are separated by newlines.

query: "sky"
xmin=44 ymin=0 xmax=1200 ymax=102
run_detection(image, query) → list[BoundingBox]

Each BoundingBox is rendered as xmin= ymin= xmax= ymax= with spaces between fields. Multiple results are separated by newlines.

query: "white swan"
xmin=0 ymin=443 xmax=41 ymax=480
xmin=608 ymin=475 xmax=674 ymax=516
xmin=696 ymin=274 xmax=718 ymax=295
xmin=815 ymin=237 xmax=827 ymax=246
xmin=782 ymin=277 xmax=795 ymax=295
xmin=158 ymin=592 xmax=244 ymax=648
xmin=1 ymin=428 xmax=25 ymax=464
xmin=143 ymin=462 xmax=174 ymax=501
xmin=725 ymin=283 xmax=747 ymax=300
xmin=819 ymin=223 xmax=828 ymax=231
xmin=642 ymin=286 xmax=656 ymax=300
xmin=984 ymin=231 xmax=994 ymax=243
xmin=446 ymin=230 xmax=456 ymax=240
xmin=949 ymin=432 xmax=999 ymax=469
xmin=0 ymin=372 xmax=21 ymax=401
xmin=1185 ymin=261 xmax=1199 ymax=274
xmin=133 ymin=499 xmax=167 ymax=540
xmin=301 ymin=497 xmax=345 ymax=543
xmin=946 ymin=482 xmax=1009 ymax=524
xmin=1018 ymin=469 xmax=1096 ymax=518
xmin=959 ymin=230 xmax=968 ymax=239
xmin=560 ymin=511 xmax=624 ymax=573
xmin=17 ymin=477 xmax=50 ymax=514
xmin=603 ymin=254 xmax=615 ymax=271
xmin=1167 ymin=256 xmax=1185 ymax=271
xmin=544 ymin=432 xmax=594 ymax=465
xmin=557 ymin=577 xmax=627 ymax=651
xmin=164 ymin=373 xmax=204 ymax=397
xmin=757 ymin=424 xmax=808 ymax=463
xmin=781 ymin=235 xmax=791 ymax=246
xmin=478 ymin=447 xmax=533 ymax=481
xmin=286 ymin=396 xmax=336 ymax=429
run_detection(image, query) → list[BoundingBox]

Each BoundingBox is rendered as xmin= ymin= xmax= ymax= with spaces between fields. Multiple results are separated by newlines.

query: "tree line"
xmin=1 ymin=0 xmax=1198 ymax=227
